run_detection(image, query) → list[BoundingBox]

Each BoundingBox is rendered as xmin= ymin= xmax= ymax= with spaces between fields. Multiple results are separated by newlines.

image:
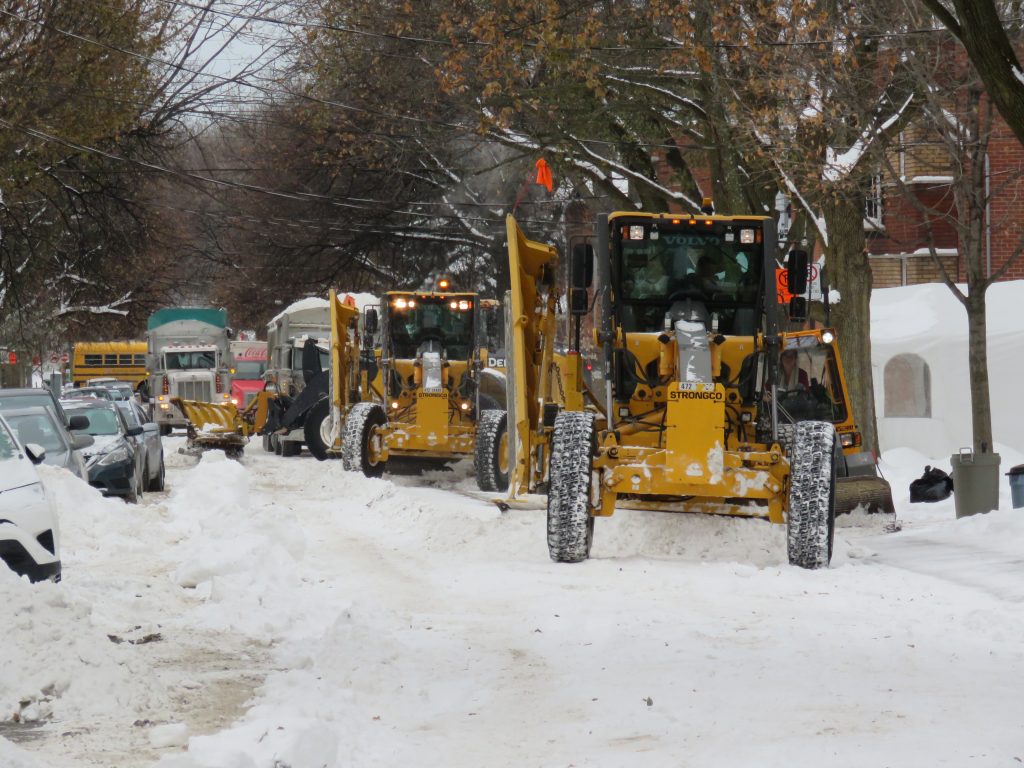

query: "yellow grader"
xmin=305 ymin=281 xmax=510 ymax=492
xmin=505 ymin=210 xmax=891 ymax=569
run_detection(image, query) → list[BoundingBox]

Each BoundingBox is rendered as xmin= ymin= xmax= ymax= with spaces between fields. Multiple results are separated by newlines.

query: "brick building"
xmin=866 ymin=117 xmax=1024 ymax=287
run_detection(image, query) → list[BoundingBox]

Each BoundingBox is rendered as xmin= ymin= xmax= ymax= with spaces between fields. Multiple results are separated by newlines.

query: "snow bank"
xmin=0 ymin=470 xmax=168 ymax=724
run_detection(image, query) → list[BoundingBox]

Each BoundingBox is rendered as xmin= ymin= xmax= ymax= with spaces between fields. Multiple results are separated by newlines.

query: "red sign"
xmin=7 ymin=351 xmax=16 ymax=364
xmin=61 ymin=353 xmax=69 ymax=363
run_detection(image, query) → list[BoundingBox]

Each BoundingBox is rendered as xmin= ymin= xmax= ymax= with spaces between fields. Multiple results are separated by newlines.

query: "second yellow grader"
xmin=308 ymin=280 xmax=510 ymax=491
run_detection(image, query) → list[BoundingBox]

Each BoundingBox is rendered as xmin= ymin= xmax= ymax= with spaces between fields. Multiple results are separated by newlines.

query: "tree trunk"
xmin=965 ymin=291 xmax=994 ymax=452
xmin=822 ymin=193 xmax=881 ymax=458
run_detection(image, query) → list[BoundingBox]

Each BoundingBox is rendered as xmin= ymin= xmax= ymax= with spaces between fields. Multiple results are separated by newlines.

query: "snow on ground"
xmin=3 ymin=283 xmax=1024 ymax=767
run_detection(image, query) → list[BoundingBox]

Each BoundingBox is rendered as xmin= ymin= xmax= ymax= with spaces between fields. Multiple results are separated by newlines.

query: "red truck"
xmin=229 ymin=340 xmax=268 ymax=408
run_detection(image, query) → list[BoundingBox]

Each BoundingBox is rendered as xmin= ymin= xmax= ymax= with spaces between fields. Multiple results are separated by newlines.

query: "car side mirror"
xmin=71 ymin=433 xmax=95 ymax=450
xmin=24 ymin=443 xmax=47 ymax=464
xmin=126 ymin=426 xmax=144 ymax=437
xmin=69 ymin=414 xmax=90 ymax=431
xmin=787 ymin=249 xmax=809 ymax=295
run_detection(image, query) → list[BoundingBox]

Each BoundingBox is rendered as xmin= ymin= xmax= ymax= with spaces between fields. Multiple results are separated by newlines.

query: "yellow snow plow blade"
xmin=172 ymin=396 xmax=270 ymax=457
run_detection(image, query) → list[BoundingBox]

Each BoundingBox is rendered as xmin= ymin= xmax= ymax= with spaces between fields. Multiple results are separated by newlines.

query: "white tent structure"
xmin=871 ymin=280 xmax=1024 ymax=458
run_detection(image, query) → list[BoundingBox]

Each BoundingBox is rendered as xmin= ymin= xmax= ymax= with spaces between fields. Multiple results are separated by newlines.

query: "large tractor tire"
xmin=342 ymin=402 xmax=387 ymax=478
xmin=787 ymin=421 xmax=838 ymax=570
xmin=304 ymin=397 xmax=332 ymax=462
xmin=474 ymin=409 xmax=509 ymax=492
xmin=546 ymin=411 xmax=597 ymax=563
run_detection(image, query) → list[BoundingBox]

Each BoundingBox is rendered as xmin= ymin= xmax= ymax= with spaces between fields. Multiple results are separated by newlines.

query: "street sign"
xmin=776 ymin=263 xmax=823 ymax=304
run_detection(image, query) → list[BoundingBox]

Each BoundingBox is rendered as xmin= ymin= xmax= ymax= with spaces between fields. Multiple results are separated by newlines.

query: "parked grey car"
xmin=62 ymin=398 xmax=146 ymax=503
xmin=115 ymin=399 xmax=165 ymax=491
xmin=0 ymin=406 xmax=92 ymax=482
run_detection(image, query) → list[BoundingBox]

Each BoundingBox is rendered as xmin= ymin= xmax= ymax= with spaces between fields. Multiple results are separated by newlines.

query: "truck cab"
xmin=229 ymin=340 xmax=268 ymax=408
xmin=146 ymin=308 xmax=233 ymax=435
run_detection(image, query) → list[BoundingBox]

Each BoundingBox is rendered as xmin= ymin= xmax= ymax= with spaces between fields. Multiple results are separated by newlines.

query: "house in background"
xmin=866 ymin=118 xmax=1024 ymax=287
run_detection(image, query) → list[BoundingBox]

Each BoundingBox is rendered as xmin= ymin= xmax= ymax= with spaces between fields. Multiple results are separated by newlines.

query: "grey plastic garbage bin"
xmin=950 ymin=448 xmax=1001 ymax=518
xmin=1007 ymin=464 xmax=1024 ymax=510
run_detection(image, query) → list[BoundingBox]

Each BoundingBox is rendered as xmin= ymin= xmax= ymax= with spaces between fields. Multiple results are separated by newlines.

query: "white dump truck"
xmin=146 ymin=308 xmax=233 ymax=435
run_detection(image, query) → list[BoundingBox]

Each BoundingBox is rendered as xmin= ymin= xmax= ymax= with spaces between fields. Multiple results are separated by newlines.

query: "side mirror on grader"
xmin=569 ymin=243 xmax=593 ymax=317
xmin=787 ymin=249 xmax=809 ymax=294
xmin=363 ymin=307 xmax=379 ymax=337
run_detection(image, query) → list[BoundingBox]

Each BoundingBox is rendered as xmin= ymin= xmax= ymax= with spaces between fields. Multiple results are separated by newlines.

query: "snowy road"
xmin=3 ymin=440 xmax=1024 ymax=768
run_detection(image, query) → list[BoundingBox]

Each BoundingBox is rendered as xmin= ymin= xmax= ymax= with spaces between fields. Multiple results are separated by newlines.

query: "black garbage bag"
xmin=909 ymin=465 xmax=954 ymax=503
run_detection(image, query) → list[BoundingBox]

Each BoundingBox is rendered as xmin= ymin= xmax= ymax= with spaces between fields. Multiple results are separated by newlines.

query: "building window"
xmin=884 ymin=353 xmax=931 ymax=417
xmin=864 ymin=174 xmax=883 ymax=228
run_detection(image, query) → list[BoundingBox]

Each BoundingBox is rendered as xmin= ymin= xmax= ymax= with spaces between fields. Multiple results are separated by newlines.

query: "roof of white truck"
xmin=268 ymin=297 xmax=330 ymax=326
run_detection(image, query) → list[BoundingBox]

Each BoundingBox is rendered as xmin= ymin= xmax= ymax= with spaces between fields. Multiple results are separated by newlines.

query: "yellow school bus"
xmin=71 ymin=341 xmax=148 ymax=387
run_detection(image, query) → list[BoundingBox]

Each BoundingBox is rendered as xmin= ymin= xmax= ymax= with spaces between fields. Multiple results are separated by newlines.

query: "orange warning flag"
xmin=535 ymin=158 xmax=553 ymax=193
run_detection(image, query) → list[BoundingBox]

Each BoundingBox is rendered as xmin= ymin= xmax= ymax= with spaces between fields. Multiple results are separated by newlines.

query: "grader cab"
xmin=505 ymin=211 xmax=891 ymax=569
xmin=315 ymin=282 xmax=509 ymax=491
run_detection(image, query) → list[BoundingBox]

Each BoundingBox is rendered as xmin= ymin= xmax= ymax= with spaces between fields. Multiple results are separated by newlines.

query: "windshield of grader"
xmin=387 ymin=296 xmax=475 ymax=360
xmin=616 ymin=223 xmax=765 ymax=333
xmin=777 ymin=339 xmax=849 ymax=425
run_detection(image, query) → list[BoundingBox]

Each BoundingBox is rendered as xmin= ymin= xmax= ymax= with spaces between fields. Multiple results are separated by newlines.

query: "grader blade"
xmin=171 ymin=397 xmax=250 ymax=458
xmin=835 ymin=475 xmax=896 ymax=515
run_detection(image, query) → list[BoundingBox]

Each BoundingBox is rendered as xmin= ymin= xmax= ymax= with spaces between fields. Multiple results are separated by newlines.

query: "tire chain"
xmin=547 ymin=410 xmax=597 ymax=563
xmin=786 ymin=420 xmax=836 ymax=569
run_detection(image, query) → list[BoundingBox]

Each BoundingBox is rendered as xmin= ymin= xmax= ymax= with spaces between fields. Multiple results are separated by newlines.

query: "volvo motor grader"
xmin=505 ymin=209 xmax=891 ymax=569
xmin=310 ymin=280 xmax=509 ymax=491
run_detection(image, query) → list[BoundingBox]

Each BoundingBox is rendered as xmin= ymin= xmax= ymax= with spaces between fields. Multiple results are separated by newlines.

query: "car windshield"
xmin=4 ymin=411 xmax=66 ymax=453
xmin=65 ymin=388 xmax=110 ymax=400
xmin=388 ymin=297 xmax=475 ymax=359
xmin=0 ymin=392 xmax=57 ymax=413
xmin=165 ymin=351 xmax=217 ymax=370
xmin=616 ymin=223 xmax=764 ymax=333
xmin=71 ymin=407 xmax=122 ymax=436
xmin=235 ymin=360 xmax=266 ymax=379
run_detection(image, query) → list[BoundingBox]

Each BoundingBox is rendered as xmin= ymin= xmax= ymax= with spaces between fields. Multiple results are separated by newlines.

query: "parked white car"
xmin=0 ymin=414 xmax=61 ymax=582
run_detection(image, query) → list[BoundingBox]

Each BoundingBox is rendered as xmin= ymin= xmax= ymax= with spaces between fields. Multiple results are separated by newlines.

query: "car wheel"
xmin=148 ymin=456 xmax=166 ymax=492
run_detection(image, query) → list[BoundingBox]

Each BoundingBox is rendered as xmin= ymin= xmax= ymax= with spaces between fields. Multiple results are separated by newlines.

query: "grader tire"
xmin=547 ymin=411 xmax=597 ymax=563
xmin=342 ymin=402 xmax=387 ymax=478
xmin=304 ymin=397 xmax=332 ymax=462
xmin=787 ymin=421 xmax=838 ymax=570
xmin=474 ymin=409 xmax=509 ymax=492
